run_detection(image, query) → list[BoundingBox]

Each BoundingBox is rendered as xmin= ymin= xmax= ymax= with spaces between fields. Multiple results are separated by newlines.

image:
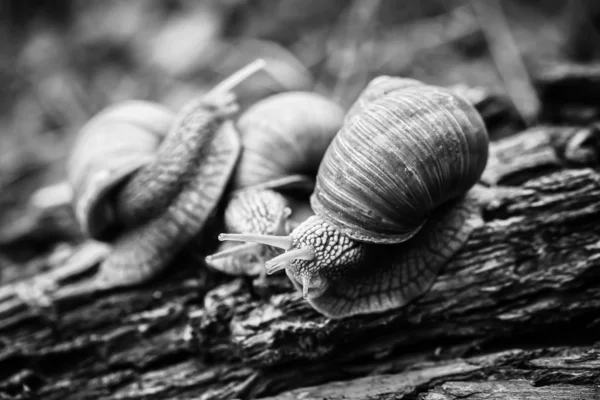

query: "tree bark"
xmin=263 ymin=346 xmax=600 ymax=399
xmin=2 ymin=103 xmax=600 ymax=399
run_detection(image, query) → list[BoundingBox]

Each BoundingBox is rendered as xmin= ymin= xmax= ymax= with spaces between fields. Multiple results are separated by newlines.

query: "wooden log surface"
xmin=265 ymin=346 xmax=600 ymax=399
xmin=1 ymin=91 xmax=600 ymax=399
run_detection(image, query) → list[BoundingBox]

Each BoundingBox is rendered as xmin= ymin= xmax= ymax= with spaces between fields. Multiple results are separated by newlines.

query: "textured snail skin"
xmin=114 ymin=94 xmax=239 ymax=228
xmin=344 ymin=76 xmax=423 ymax=123
xmin=68 ymin=94 xmax=242 ymax=288
xmin=284 ymin=193 xmax=482 ymax=318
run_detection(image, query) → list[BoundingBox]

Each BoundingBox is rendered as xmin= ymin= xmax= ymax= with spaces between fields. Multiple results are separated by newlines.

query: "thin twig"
xmin=471 ymin=0 xmax=540 ymax=124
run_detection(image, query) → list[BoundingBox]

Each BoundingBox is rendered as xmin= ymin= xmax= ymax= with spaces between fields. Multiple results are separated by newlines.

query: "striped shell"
xmin=232 ymin=91 xmax=345 ymax=190
xmin=310 ymin=77 xmax=489 ymax=244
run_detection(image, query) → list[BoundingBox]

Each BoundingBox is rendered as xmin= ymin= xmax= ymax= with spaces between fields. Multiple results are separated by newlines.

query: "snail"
xmin=66 ymin=60 xmax=267 ymax=291
xmin=204 ymin=91 xmax=345 ymax=278
xmin=217 ymin=76 xmax=489 ymax=318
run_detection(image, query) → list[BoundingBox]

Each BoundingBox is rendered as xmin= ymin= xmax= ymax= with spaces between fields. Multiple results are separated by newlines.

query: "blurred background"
xmin=0 ymin=0 xmax=598 ymax=277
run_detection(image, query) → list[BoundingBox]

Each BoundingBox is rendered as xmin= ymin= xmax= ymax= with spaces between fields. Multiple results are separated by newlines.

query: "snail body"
xmin=219 ymin=76 xmax=489 ymax=318
xmin=205 ymin=91 xmax=345 ymax=277
xmin=67 ymin=61 xmax=265 ymax=289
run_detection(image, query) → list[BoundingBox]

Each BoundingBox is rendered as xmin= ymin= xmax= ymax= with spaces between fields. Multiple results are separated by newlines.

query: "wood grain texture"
xmin=265 ymin=347 xmax=600 ymax=399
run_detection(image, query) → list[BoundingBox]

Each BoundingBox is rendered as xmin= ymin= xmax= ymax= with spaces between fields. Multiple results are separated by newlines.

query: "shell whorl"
xmin=232 ymin=91 xmax=345 ymax=190
xmin=311 ymin=78 xmax=489 ymax=244
xmin=68 ymin=101 xmax=175 ymax=240
xmin=345 ymin=76 xmax=424 ymax=122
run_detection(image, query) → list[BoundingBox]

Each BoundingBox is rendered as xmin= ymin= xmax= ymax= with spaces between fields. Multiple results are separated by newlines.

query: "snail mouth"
xmin=283 ymin=266 xmax=328 ymax=299
xmin=296 ymin=273 xmax=328 ymax=299
xmin=264 ymin=247 xmax=314 ymax=275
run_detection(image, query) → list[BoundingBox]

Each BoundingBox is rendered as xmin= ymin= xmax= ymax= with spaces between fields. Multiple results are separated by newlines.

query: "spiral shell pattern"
xmin=311 ymin=78 xmax=489 ymax=244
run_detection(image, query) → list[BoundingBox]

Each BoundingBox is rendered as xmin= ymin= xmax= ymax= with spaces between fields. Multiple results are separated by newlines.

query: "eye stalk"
xmin=264 ymin=247 xmax=315 ymax=274
xmin=217 ymin=228 xmax=321 ymax=298
xmin=205 ymin=191 xmax=299 ymax=283
xmin=217 ymin=232 xmax=292 ymax=251
xmin=204 ymin=242 xmax=261 ymax=263
xmin=216 ymin=231 xmax=316 ymax=275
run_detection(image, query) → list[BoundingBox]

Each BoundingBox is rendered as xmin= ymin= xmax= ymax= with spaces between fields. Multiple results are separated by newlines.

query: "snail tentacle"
xmin=205 ymin=242 xmax=261 ymax=262
xmin=209 ymin=59 xmax=267 ymax=95
xmin=265 ymin=247 xmax=314 ymax=274
xmin=207 ymin=205 xmax=291 ymax=263
xmin=217 ymin=233 xmax=292 ymax=250
xmin=69 ymin=60 xmax=270 ymax=290
xmin=206 ymin=188 xmax=296 ymax=276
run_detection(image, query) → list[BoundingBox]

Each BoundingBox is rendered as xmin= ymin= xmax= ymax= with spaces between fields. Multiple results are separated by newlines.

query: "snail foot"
xmin=4 ymin=241 xmax=112 ymax=316
xmin=295 ymin=193 xmax=484 ymax=319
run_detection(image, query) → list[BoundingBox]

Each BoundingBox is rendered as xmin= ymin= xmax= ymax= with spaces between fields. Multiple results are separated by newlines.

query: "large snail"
xmin=204 ymin=91 xmax=345 ymax=278
xmin=218 ymin=76 xmax=489 ymax=318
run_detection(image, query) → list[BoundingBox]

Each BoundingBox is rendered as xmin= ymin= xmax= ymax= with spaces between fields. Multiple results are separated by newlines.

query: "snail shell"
xmin=311 ymin=77 xmax=489 ymax=244
xmin=218 ymin=76 xmax=489 ymax=318
xmin=232 ymin=91 xmax=346 ymax=190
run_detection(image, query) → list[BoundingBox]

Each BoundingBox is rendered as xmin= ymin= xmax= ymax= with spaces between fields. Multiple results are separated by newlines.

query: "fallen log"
xmin=1 ymin=121 xmax=600 ymax=399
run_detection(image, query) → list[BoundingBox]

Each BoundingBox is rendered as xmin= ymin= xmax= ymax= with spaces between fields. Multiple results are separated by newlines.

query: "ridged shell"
xmin=232 ymin=91 xmax=345 ymax=189
xmin=311 ymin=78 xmax=489 ymax=244
xmin=68 ymin=101 xmax=174 ymax=240
xmin=345 ymin=76 xmax=423 ymax=122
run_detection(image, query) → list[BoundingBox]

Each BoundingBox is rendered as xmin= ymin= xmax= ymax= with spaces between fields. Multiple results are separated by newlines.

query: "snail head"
xmin=217 ymin=215 xmax=364 ymax=300
xmin=206 ymin=189 xmax=292 ymax=275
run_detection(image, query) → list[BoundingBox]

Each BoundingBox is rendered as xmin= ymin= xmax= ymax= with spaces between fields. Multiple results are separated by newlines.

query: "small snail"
xmin=205 ymin=91 xmax=345 ymax=278
xmin=218 ymin=76 xmax=489 ymax=318
xmin=67 ymin=60 xmax=266 ymax=290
